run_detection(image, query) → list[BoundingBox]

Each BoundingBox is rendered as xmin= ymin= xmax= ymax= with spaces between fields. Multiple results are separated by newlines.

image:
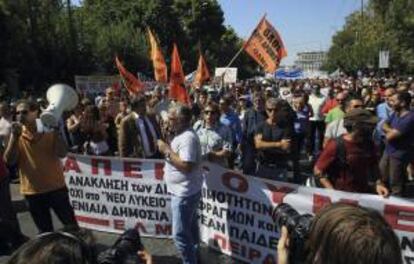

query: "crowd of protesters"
xmin=0 ymin=72 xmax=413 ymax=263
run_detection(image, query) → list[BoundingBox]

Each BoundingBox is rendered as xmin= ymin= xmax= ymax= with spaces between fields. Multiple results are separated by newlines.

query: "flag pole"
xmin=224 ymin=45 xmax=245 ymax=68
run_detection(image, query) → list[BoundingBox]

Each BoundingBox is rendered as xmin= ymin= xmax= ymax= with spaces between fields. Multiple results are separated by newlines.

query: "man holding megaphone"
xmin=3 ymin=98 xmax=79 ymax=233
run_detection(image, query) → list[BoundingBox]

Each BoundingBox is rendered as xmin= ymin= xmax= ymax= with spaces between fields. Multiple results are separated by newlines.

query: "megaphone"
xmin=40 ymin=84 xmax=79 ymax=128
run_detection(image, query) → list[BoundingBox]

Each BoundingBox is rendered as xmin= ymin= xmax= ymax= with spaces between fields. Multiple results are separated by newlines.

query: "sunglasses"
xmin=204 ymin=110 xmax=216 ymax=115
xmin=266 ymin=108 xmax=277 ymax=112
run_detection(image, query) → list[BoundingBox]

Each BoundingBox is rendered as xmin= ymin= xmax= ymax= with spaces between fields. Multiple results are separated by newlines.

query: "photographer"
xmin=277 ymin=203 xmax=402 ymax=264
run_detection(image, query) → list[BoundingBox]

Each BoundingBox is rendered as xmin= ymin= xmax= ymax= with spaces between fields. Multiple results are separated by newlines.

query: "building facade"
xmin=294 ymin=51 xmax=327 ymax=71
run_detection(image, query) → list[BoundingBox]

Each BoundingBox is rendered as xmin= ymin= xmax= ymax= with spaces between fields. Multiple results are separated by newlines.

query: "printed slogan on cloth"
xmin=64 ymin=155 xmax=414 ymax=264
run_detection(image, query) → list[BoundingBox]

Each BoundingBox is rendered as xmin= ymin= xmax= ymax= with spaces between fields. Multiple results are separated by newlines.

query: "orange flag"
xmin=169 ymin=44 xmax=190 ymax=105
xmin=147 ymin=28 xmax=168 ymax=83
xmin=115 ymin=56 xmax=144 ymax=95
xmin=244 ymin=16 xmax=287 ymax=73
xmin=193 ymin=52 xmax=210 ymax=87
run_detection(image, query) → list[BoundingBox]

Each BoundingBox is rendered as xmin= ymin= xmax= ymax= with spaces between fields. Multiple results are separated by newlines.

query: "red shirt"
xmin=315 ymin=138 xmax=378 ymax=193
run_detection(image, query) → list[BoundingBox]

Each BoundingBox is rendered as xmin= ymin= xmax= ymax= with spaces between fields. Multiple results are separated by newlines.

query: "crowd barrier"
xmin=64 ymin=154 xmax=414 ymax=263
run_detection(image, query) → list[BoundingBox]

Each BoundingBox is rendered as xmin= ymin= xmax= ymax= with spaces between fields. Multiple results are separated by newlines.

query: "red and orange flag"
xmin=115 ymin=56 xmax=144 ymax=95
xmin=169 ymin=44 xmax=190 ymax=105
xmin=147 ymin=28 xmax=168 ymax=83
xmin=244 ymin=16 xmax=287 ymax=73
xmin=193 ymin=52 xmax=210 ymax=88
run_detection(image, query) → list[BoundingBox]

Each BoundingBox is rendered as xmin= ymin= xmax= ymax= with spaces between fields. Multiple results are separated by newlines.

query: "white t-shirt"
xmin=164 ymin=129 xmax=202 ymax=197
xmin=324 ymin=118 xmax=347 ymax=140
xmin=308 ymin=94 xmax=326 ymax=121
xmin=0 ymin=117 xmax=11 ymax=137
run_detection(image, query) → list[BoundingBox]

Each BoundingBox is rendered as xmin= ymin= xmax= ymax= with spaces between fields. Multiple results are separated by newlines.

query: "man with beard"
xmin=157 ymin=105 xmax=202 ymax=264
xmin=380 ymin=91 xmax=414 ymax=196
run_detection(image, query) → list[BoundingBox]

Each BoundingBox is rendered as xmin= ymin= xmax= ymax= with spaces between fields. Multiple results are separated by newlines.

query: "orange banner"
xmin=115 ymin=56 xmax=144 ymax=95
xmin=169 ymin=44 xmax=190 ymax=105
xmin=193 ymin=52 xmax=210 ymax=87
xmin=244 ymin=16 xmax=287 ymax=73
xmin=147 ymin=28 xmax=168 ymax=83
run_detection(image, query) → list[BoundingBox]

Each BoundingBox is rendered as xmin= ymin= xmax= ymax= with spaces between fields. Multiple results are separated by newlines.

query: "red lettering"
xmin=384 ymin=204 xmax=414 ymax=232
xmin=134 ymin=222 xmax=147 ymax=234
xmin=91 ymin=158 xmax=112 ymax=176
xmin=265 ymin=183 xmax=295 ymax=204
xmin=113 ymin=219 xmax=125 ymax=230
xmin=154 ymin=162 xmax=164 ymax=180
xmin=155 ymin=224 xmax=172 ymax=235
xmin=222 ymin=172 xmax=248 ymax=193
xmin=123 ymin=161 xmax=142 ymax=178
xmin=229 ymin=240 xmax=239 ymax=254
xmin=63 ymin=156 xmax=81 ymax=173
xmin=312 ymin=194 xmax=360 ymax=214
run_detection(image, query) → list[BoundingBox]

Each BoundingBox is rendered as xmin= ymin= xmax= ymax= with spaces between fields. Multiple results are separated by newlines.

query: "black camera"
xmin=97 ymin=229 xmax=144 ymax=264
xmin=273 ymin=203 xmax=313 ymax=264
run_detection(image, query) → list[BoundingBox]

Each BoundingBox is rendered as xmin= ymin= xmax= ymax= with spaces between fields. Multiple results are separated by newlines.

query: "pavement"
xmin=0 ymin=182 xmax=245 ymax=264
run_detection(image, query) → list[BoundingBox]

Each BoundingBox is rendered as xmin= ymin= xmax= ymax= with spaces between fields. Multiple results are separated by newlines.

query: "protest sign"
xmin=65 ymin=155 xmax=414 ymax=263
xmin=379 ymin=50 xmax=390 ymax=69
xmin=244 ymin=16 xmax=287 ymax=73
xmin=75 ymin=75 xmax=121 ymax=96
xmin=215 ymin=67 xmax=238 ymax=84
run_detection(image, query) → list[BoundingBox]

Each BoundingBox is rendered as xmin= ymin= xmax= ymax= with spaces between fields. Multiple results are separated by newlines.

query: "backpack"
xmin=306 ymin=136 xmax=347 ymax=188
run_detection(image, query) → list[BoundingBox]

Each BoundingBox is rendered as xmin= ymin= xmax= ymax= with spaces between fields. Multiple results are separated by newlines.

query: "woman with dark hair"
xmin=314 ymin=109 xmax=389 ymax=196
xmin=278 ymin=203 xmax=402 ymax=264
xmin=7 ymin=228 xmax=97 ymax=264
xmin=79 ymin=105 xmax=110 ymax=156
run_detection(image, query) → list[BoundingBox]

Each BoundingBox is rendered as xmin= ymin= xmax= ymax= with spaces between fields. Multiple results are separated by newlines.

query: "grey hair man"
xmin=157 ymin=104 xmax=202 ymax=264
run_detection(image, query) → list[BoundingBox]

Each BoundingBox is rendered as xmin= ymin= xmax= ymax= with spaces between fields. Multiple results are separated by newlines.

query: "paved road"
xmin=0 ymin=182 xmax=245 ymax=264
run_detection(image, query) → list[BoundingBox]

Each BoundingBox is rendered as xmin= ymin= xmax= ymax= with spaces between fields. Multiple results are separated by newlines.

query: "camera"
xmin=273 ymin=203 xmax=313 ymax=264
xmin=97 ymin=229 xmax=144 ymax=264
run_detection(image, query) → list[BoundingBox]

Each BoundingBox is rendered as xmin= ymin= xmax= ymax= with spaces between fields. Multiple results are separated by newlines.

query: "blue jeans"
xmin=171 ymin=191 xmax=201 ymax=264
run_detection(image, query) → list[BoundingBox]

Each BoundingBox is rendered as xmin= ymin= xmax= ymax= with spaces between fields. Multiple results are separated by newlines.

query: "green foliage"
xmin=325 ymin=0 xmax=414 ymax=74
xmin=0 ymin=0 xmax=257 ymax=93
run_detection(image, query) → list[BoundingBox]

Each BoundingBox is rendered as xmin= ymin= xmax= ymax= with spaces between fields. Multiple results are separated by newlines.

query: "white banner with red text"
xmin=64 ymin=154 xmax=414 ymax=264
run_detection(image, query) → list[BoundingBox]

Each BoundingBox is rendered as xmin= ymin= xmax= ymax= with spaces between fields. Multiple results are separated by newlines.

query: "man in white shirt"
xmin=323 ymin=97 xmax=364 ymax=146
xmin=307 ymin=84 xmax=326 ymax=158
xmin=157 ymin=104 xmax=202 ymax=264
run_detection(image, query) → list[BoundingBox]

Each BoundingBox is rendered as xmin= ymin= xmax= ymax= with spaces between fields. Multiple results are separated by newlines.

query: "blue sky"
xmin=73 ymin=0 xmax=361 ymax=65
xmin=218 ymin=0 xmax=362 ymax=65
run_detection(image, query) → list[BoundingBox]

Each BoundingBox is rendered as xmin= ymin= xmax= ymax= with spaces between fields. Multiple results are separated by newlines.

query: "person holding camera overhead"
xmin=3 ymin=100 xmax=78 ymax=234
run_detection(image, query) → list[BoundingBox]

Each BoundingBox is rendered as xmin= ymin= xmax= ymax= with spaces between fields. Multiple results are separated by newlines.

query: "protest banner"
xmin=379 ymin=50 xmax=390 ymax=69
xmin=65 ymin=155 xmax=414 ymax=263
xmin=75 ymin=75 xmax=121 ymax=96
xmin=244 ymin=16 xmax=287 ymax=73
xmin=215 ymin=67 xmax=238 ymax=84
